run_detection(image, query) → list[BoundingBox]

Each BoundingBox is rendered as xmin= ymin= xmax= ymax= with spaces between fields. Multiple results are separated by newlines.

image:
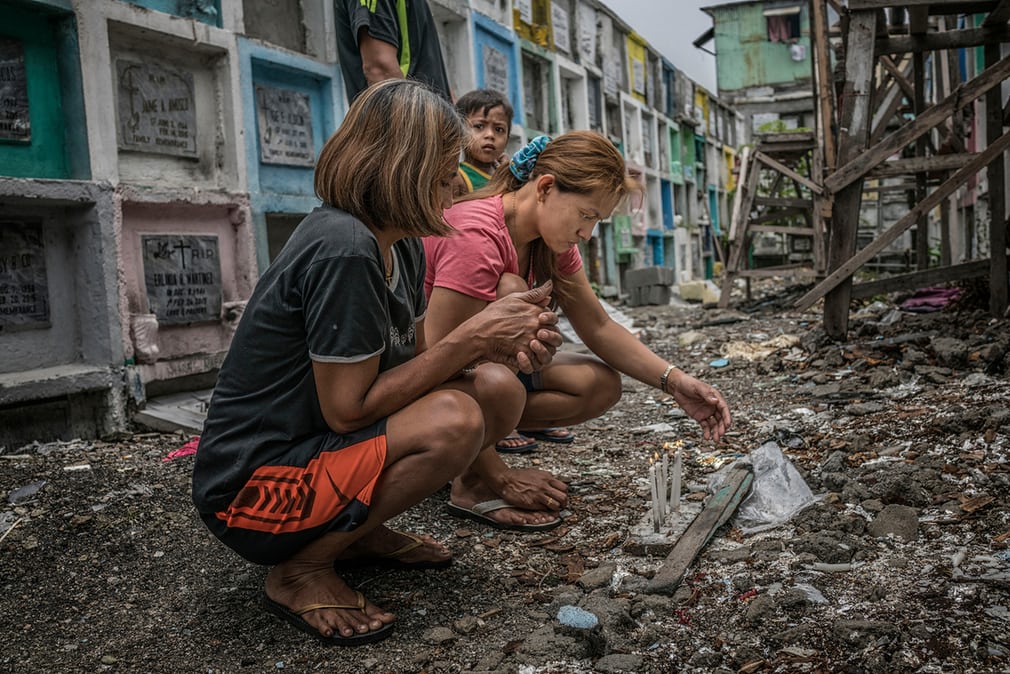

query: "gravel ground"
xmin=2 ymin=282 xmax=1009 ymax=674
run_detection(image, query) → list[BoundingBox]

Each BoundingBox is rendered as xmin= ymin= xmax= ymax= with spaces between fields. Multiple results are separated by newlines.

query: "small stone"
xmin=100 ymin=655 xmax=118 ymax=665
xmin=453 ymin=615 xmax=479 ymax=635
xmin=556 ymin=605 xmax=599 ymax=629
xmin=577 ymin=564 xmax=616 ymax=590
xmin=423 ymin=626 xmax=456 ymax=645
xmin=868 ymin=504 xmax=919 ymax=541
xmin=594 ymin=653 xmax=645 ymax=673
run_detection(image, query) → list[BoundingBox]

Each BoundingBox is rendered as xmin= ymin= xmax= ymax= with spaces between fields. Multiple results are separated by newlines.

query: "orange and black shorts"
xmin=200 ymin=420 xmax=387 ymax=566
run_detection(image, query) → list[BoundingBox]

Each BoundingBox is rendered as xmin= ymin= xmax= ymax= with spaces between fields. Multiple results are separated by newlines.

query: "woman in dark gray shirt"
xmin=192 ymin=80 xmax=561 ymax=645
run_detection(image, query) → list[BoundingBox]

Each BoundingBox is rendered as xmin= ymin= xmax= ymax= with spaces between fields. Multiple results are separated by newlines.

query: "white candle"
xmin=661 ymin=451 xmax=670 ymax=520
xmin=671 ymin=446 xmax=682 ymax=513
xmin=649 ymin=462 xmax=660 ymax=533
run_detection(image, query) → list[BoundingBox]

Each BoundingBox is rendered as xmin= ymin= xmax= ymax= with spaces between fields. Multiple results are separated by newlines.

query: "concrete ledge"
xmin=0 ymin=364 xmax=120 ymax=406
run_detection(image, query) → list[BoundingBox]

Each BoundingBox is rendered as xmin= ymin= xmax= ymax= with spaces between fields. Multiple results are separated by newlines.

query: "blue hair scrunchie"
xmin=509 ymin=135 xmax=551 ymax=182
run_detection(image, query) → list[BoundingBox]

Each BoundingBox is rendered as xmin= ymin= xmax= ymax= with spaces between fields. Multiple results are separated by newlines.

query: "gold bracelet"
xmin=660 ymin=364 xmax=675 ymax=394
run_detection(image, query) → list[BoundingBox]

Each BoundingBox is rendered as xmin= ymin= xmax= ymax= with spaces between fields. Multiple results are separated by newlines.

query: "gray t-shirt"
xmin=192 ymin=206 xmax=426 ymax=512
xmin=334 ymin=0 xmax=451 ymax=101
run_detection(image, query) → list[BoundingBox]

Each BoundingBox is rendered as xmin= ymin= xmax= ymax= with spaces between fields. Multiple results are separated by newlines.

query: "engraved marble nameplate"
xmin=0 ymin=37 xmax=31 ymax=142
xmin=142 ymin=235 xmax=222 ymax=324
xmin=117 ymin=60 xmax=198 ymax=157
xmin=0 ymin=220 xmax=49 ymax=329
xmin=482 ymin=45 xmax=509 ymax=98
xmin=256 ymin=85 xmax=315 ymax=167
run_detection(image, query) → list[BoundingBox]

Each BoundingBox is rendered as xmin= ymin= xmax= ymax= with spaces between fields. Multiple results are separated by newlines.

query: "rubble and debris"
xmin=1 ymin=281 xmax=1007 ymax=672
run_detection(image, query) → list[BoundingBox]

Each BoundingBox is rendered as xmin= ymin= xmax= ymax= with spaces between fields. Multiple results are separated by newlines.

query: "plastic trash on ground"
xmin=708 ymin=440 xmax=818 ymax=534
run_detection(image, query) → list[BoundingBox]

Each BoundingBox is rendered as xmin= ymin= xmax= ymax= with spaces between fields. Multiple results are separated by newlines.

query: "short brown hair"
xmin=315 ymin=79 xmax=463 ymax=237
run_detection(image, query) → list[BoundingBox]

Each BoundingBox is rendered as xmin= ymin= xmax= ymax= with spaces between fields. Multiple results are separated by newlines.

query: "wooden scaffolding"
xmin=719 ymin=131 xmax=827 ymax=307
xmin=722 ymin=0 xmax=1010 ymax=337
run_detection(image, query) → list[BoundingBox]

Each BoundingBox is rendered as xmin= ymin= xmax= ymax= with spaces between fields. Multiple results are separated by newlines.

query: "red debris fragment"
xmin=163 ymin=436 xmax=200 ymax=462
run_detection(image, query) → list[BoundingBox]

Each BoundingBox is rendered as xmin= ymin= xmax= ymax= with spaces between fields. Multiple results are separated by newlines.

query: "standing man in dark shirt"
xmin=334 ymin=0 xmax=452 ymax=102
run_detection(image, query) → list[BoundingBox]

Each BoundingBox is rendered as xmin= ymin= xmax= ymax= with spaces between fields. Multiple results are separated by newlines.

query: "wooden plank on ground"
xmin=849 ymin=259 xmax=991 ymax=298
xmin=647 ymin=467 xmax=753 ymax=595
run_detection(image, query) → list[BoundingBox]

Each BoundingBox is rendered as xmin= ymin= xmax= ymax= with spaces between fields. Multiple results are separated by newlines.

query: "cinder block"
xmin=625 ymin=266 xmax=675 ymax=289
xmin=644 ymin=285 xmax=672 ymax=305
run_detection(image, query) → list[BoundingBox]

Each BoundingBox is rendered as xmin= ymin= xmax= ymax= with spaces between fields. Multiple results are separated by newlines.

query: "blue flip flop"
xmin=495 ymin=432 xmax=539 ymax=454
xmin=521 ymin=427 xmax=576 ymax=444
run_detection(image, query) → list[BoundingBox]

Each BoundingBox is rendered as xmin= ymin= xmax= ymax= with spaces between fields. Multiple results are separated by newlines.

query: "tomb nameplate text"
xmin=117 ymin=60 xmax=198 ymax=158
xmin=256 ymin=85 xmax=315 ymax=167
xmin=142 ymin=235 xmax=222 ymax=324
xmin=0 ymin=37 xmax=31 ymax=143
xmin=0 ymin=220 xmax=49 ymax=329
xmin=482 ymin=46 xmax=509 ymax=98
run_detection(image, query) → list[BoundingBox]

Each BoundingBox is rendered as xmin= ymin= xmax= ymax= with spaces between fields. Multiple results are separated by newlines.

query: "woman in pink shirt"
xmin=423 ymin=131 xmax=732 ymax=531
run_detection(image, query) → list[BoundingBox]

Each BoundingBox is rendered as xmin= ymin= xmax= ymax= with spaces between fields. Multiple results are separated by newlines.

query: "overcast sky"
xmin=600 ymin=0 xmax=722 ymax=92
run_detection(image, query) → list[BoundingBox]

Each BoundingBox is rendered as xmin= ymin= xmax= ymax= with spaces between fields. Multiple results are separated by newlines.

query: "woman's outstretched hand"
xmin=668 ymin=370 xmax=731 ymax=442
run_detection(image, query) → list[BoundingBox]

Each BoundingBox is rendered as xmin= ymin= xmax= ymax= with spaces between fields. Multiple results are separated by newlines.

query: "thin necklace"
xmin=384 ymin=250 xmax=393 ymax=284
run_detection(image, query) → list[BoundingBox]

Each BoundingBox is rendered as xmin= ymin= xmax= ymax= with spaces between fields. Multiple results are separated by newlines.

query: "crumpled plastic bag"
xmin=708 ymin=439 xmax=818 ymax=534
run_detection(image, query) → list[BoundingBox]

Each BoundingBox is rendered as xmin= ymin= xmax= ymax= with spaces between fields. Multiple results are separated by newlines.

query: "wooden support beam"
xmin=754 ymin=196 xmax=813 ymax=208
xmin=908 ymin=6 xmax=930 ymax=33
xmin=647 ymin=468 xmax=753 ymax=595
xmin=797 ymin=128 xmax=1010 ymax=310
xmin=751 ymin=225 xmax=817 ymax=236
xmin=851 ymin=0 xmax=991 ymax=7
xmin=867 ymin=153 xmax=975 ymax=177
xmin=877 ymin=24 xmax=1010 ymax=55
xmin=880 ymin=55 xmax=915 ymax=101
xmin=811 ymin=0 xmax=837 ymax=170
xmin=738 ymin=266 xmax=819 ymax=277
xmin=982 ymin=0 xmax=1010 ymax=26
xmin=914 ymin=51 xmax=930 ymax=270
xmin=750 ymin=207 xmax=807 ymax=225
xmin=727 ymin=146 xmax=751 ymax=242
xmin=825 ymin=51 xmax=1010 ymax=194
xmin=754 ymin=151 xmax=824 ymax=195
xmin=823 ymin=9 xmax=878 ymax=338
xmin=849 ymin=259 xmax=991 ymax=298
xmin=986 ymin=42 xmax=1009 ymax=316
xmin=869 ymin=75 xmax=910 ymax=146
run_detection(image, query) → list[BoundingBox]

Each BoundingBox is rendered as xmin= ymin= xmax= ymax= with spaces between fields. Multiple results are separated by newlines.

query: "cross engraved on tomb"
xmin=116 ymin=59 xmax=198 ymax=158
xmin=255 ymin=85 xmax=315 ymax=167
xmin=142 ymin=235 xmax=222 ymax=325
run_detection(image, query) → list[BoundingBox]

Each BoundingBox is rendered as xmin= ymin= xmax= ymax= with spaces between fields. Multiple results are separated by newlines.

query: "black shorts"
xmin=200 ymin=419 xmax=387 ymax=566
